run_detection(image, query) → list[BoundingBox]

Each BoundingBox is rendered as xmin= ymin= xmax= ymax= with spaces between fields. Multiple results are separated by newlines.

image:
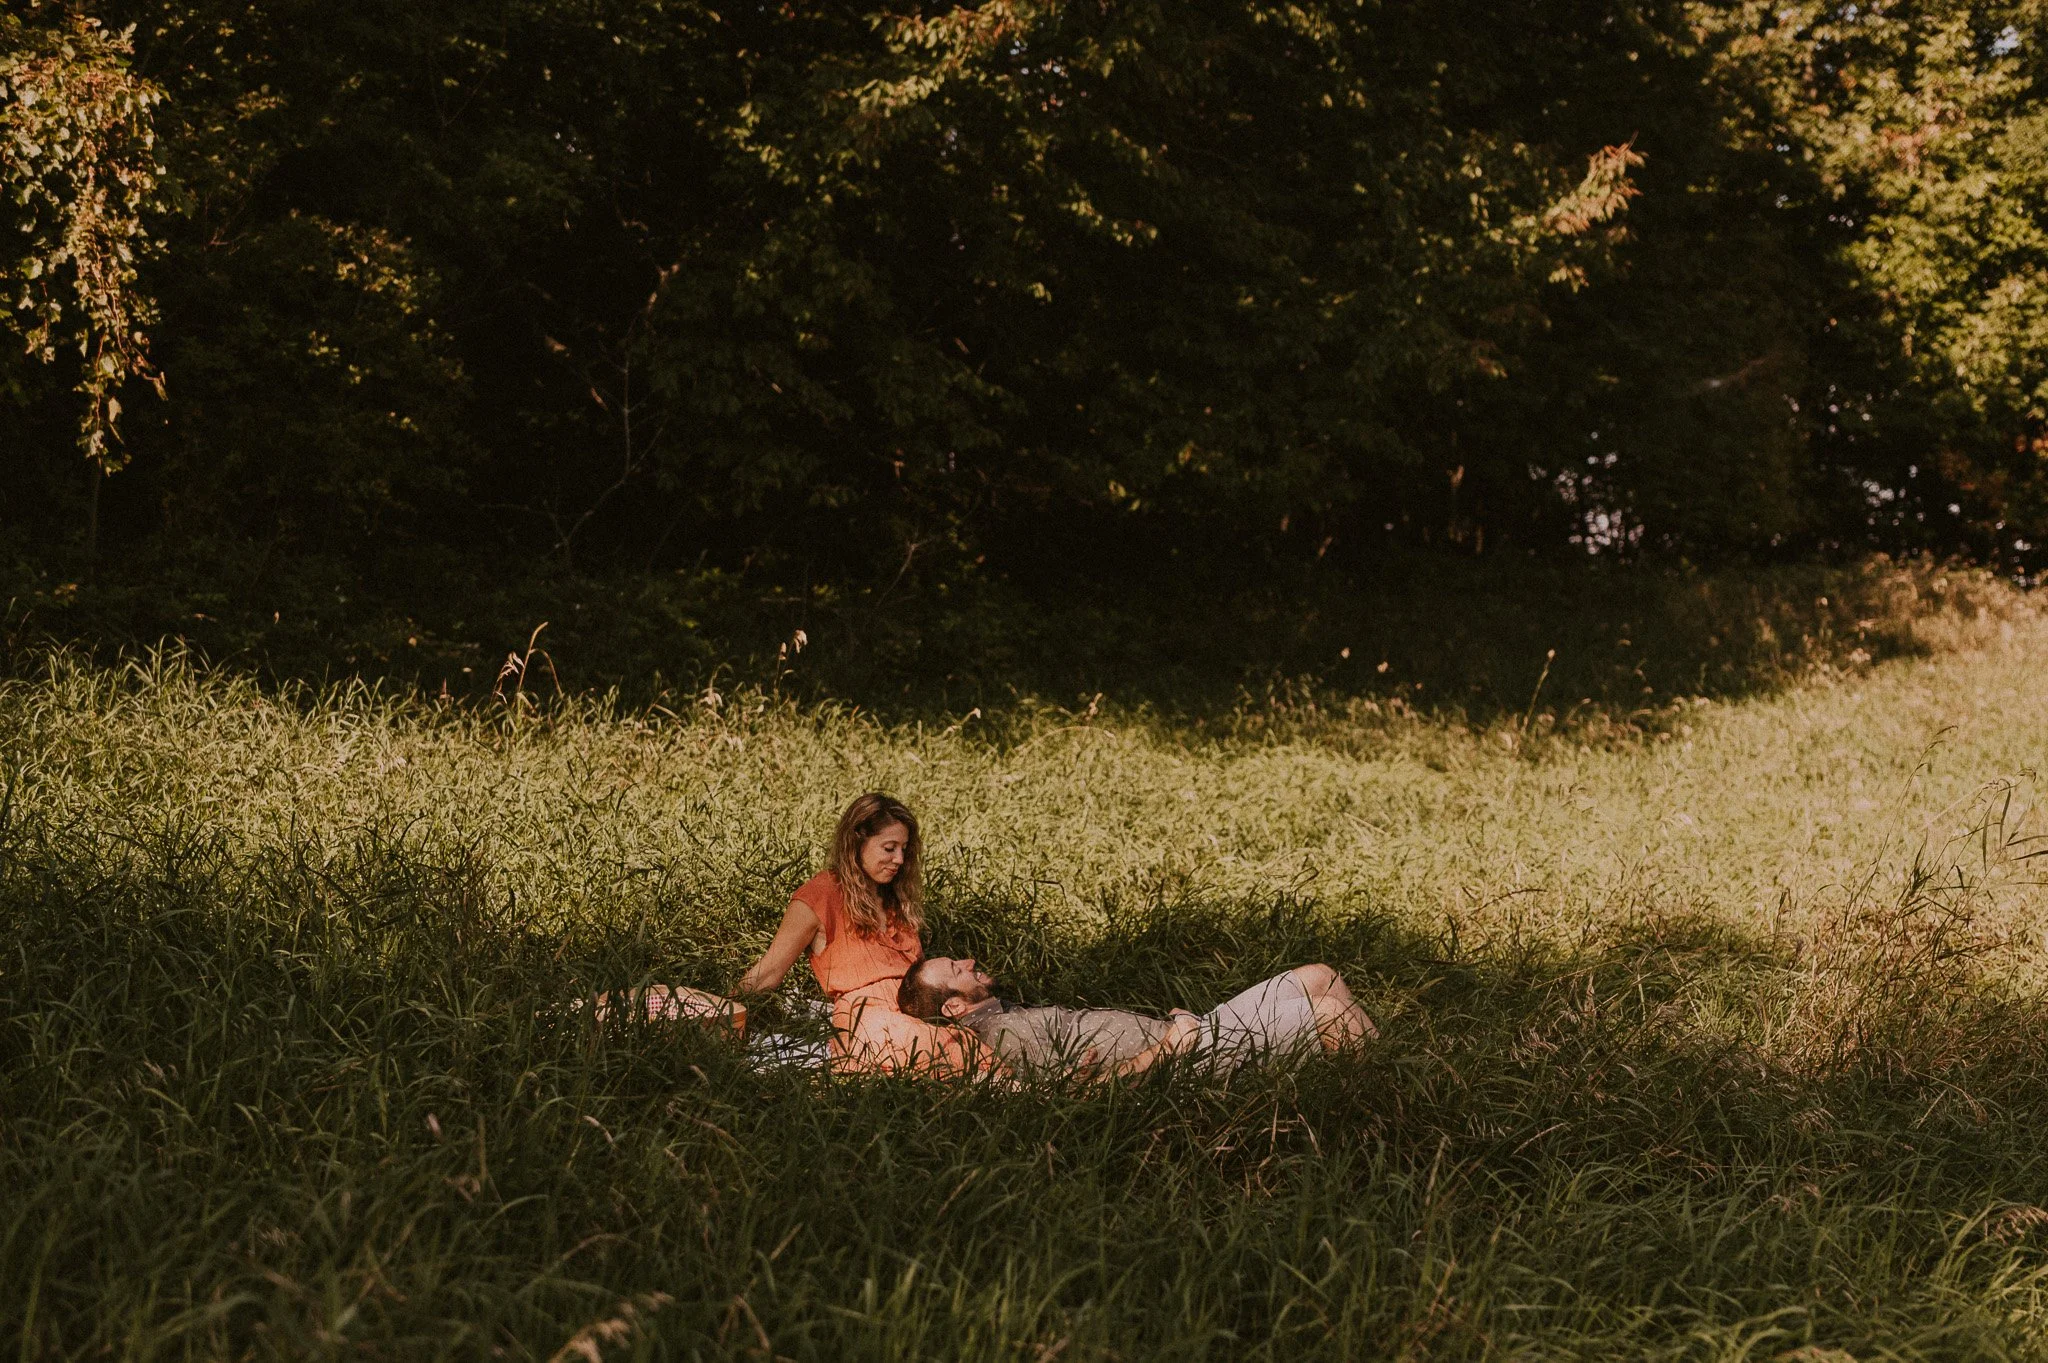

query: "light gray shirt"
xmin=956 ymin=998 xmax=1166 ymax=1069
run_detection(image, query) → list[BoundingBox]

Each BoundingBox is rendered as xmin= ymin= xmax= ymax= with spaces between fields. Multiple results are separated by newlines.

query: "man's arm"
xmin=1106 ymin=1009 xmax=1204 ymax=1079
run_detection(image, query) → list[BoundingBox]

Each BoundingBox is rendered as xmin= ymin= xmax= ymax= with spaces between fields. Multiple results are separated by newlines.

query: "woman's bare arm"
xmin=735 ymin=897 xmax=823 ymax=995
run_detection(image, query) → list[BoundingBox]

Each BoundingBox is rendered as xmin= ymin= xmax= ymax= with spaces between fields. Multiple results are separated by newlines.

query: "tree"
xmin=1696 ymin=0 xmax=2048 ymax=560
xmin=0 ymin=6 xmax=164 ymax=475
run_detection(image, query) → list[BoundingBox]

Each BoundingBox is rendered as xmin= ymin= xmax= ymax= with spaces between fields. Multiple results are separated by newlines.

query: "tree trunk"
xmin=85 ymin=459 xmax=102 ymax=584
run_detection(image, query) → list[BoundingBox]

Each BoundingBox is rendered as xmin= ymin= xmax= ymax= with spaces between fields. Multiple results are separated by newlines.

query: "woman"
xmin=736 ymin=793 xmax=978 ymax=1075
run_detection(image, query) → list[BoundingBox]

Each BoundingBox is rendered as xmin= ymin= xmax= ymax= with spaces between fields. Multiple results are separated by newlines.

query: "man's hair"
xmin=896 ymin=959 xmax=951 ymax=1019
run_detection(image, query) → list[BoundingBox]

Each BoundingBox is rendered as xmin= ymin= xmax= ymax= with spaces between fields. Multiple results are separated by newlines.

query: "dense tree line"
xmin=3 ymin=1 xmax=2044 ymax=663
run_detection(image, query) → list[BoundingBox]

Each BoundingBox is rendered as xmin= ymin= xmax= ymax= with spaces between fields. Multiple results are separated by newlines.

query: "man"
xmin=896 ymin=958 xmax=1376 ymax=1078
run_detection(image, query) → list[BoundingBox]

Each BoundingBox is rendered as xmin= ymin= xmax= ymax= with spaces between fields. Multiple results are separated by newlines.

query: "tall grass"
xmin=4 ymin=563 xmax=2048 ymax=1359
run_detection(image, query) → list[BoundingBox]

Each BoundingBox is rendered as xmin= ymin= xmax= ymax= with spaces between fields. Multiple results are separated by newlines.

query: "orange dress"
xmin=794 ymin=870 xmax=979 ymax=1076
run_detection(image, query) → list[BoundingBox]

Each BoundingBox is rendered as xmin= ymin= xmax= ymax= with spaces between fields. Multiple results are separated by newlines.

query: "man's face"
xmin=920 ymin=956 xmax=995 ymax=1016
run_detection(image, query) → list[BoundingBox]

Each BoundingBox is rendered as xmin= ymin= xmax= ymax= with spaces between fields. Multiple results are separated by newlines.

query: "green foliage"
xmin=8 ymin=0 xmax=1673 ymax=596
xmin=3 ymin=0 xmax=2047 ymax=650
xmin=1692 ymin=0 xmax=2048 ymax=555
xmin=0 ymin=4 xmax=164 ymax=469
xmin=651 ymin=1 xmax=1647 ymax=542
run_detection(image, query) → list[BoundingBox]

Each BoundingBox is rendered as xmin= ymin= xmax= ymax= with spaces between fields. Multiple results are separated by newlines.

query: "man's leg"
xmin=1287 ymin=964 xmax=1377 ymax=1050
xmin=1202 ymin=970 xmax=1318 ymax=1068
xmin=1198 ymin=965 xmax=1377 ymax=1070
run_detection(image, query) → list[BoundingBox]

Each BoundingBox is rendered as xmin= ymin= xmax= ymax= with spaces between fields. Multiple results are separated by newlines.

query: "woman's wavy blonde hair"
xmin=829 ymin=792 xmax=924 ymax=937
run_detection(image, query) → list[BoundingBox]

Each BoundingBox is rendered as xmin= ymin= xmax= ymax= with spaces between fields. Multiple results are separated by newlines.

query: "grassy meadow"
xmin=6 ymin=560 xmax=2048 ymax=1360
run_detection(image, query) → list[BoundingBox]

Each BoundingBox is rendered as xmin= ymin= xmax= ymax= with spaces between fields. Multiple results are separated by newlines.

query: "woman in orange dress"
xmin=736 ymin=793 xmax=981 ymax=1075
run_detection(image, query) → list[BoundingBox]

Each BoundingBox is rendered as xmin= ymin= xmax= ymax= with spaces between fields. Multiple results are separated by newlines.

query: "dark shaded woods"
xmin=4 ymin=1 xmax=2044 ymax=694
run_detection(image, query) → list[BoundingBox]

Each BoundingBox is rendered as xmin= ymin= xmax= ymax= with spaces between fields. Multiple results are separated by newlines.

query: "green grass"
xmin=5 ymin=559 xmax=2048 ymax=1360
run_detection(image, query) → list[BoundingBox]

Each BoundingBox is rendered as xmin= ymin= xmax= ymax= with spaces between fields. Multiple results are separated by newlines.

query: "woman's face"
xmin=860 ymin=821 xmax=911 ymax=885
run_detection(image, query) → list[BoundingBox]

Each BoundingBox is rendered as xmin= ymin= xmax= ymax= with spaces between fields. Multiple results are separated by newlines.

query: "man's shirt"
xmin=954 ymin=998 xmax=1167 ymax=1069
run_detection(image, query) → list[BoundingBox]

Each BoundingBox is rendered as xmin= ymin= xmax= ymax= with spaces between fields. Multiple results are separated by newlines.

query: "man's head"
xmin=897 ymin=956 xmax=996 ymax=1019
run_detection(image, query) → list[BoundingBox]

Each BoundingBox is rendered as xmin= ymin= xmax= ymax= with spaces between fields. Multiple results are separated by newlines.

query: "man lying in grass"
xmin=895 ymin=958 xmax=1376 ymax=1078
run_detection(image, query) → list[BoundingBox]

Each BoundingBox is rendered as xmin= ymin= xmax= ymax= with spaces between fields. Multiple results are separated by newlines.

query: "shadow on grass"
xmin=8 ymin=815 xmax=2048 ymax=1358
xmin=6 ymin=551 xmax=2034 ymax=736
xmin=700 ymin=552 xmax=2036 ymax=732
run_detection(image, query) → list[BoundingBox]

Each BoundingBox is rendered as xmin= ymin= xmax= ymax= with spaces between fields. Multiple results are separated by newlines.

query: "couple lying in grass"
xmin=891 ymin=954 xmax=1375 ymax=1079
xmin=640 ymin=793 xmax=1374 ymax=1078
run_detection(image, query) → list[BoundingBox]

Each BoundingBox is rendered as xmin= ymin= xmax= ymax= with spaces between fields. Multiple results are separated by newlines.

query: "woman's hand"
xmin=735 ymin=897 xmax=823 ymax=995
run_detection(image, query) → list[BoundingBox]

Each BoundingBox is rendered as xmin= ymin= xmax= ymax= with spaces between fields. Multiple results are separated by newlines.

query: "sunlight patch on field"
xmin=7 ymin=608 xmax=2044 ymax=983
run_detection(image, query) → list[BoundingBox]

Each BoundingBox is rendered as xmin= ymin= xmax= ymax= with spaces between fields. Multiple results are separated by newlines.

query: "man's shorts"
xmin=1198 ymin=970 xmax=1319 ymax=1072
